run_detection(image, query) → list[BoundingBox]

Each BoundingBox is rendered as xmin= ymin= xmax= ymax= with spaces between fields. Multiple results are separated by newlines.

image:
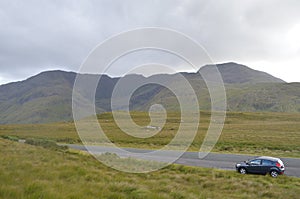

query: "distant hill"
xmin=0 ymin=62 xmax=298 ymax=124
xmin=0 ymin=71 xmax=76 ymax=124
xmin=199 ymin=62 xmax=285 ymax=84
xmin=225 ymin=82 xmax=300 ymax=112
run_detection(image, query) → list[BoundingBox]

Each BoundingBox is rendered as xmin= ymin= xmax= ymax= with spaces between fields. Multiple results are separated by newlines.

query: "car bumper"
xmin=279 ymin=170 xmax=285 ymax=175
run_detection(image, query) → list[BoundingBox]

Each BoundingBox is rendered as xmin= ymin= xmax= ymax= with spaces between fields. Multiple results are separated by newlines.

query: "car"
xmin=235 ymin=156 xmax=285 ymax=177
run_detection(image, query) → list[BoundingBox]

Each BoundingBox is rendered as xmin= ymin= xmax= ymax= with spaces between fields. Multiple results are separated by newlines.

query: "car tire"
xmin=270 ymin=170 xmax=279 ymax=178
xmin=239 ymin=168 xmax=247 ymax=174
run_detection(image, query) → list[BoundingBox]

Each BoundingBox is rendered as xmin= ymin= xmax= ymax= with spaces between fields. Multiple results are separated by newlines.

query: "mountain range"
xmin=0 ymin=62 xmax=299 ymax=124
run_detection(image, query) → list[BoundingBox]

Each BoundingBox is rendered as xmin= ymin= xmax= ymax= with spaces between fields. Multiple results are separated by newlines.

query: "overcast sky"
xmin=1 ymin=0 xmax=300 ymax=85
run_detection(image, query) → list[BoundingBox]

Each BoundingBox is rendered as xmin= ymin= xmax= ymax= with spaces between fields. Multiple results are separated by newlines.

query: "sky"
xmin=0 ymin=0 xmax=300 ymax=85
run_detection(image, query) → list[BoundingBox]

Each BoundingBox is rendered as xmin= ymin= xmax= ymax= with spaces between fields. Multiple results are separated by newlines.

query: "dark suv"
xmin=235 ymin=156 xmax=285 ymax=177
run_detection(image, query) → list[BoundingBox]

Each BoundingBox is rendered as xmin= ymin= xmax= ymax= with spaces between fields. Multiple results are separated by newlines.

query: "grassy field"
xmin=0 ymin=111 xmax=300 ymax=157
xmin=1 ymin=138 xmax=300 ymax=199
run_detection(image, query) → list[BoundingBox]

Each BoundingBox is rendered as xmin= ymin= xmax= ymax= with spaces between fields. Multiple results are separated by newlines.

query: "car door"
xmin=247 ymin=159 xmax=262 ymax=173
xmin=261 ymin=159 xmax=273 ymax=174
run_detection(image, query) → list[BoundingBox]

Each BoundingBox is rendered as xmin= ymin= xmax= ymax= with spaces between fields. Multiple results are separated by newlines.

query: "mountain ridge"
xmin=0 ymin=62 xmax=298 ymax=124
xmin=199 ymin=62 xmax=285 ymax=84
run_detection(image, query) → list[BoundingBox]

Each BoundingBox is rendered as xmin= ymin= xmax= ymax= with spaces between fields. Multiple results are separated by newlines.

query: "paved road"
xmin=67 ymin=144 xmax=300 ymax=177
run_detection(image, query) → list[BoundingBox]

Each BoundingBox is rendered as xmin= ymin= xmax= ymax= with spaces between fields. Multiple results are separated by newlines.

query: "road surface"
xmin=67 ymin=144 xmax=300 ymax=177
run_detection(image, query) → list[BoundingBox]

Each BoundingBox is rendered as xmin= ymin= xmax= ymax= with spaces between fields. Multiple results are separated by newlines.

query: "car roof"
xmin=256 ymin=156 xmax=281 ymax=161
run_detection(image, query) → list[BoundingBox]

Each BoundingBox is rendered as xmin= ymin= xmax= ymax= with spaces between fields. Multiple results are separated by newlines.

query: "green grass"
xmin=0 ymin=111 xmax=300 ymax=157
xmin=0 ymin=122 xmax=79 ymax=143
xmin=1 ymin=138 xmax=300 ymax=199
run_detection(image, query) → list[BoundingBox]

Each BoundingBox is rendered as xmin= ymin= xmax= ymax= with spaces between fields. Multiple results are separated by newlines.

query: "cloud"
xmin=0 ymin=0 xmax=300 ymax=84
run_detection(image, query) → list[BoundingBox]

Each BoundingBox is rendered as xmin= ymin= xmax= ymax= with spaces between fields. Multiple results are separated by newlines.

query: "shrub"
xmin=25 ymin=138 xmax=68 ymax=150
xmin=1 ymin=135 xmax=19 ymax=142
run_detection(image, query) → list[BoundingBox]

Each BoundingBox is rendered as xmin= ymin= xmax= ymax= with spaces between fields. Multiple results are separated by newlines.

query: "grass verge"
xmin=1 ymin=138 xmax=300 ymax=199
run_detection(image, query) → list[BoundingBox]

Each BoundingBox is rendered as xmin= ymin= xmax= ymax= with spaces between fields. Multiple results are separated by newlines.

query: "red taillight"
xmin=276 ymin=162 xmax=281 ymax=167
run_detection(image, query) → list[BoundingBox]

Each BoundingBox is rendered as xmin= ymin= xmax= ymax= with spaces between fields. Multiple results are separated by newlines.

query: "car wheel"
xmin=239 ymin=168 xmax=247 ymax=174
xmin=270 ymin=170 xmax=279 ymax=178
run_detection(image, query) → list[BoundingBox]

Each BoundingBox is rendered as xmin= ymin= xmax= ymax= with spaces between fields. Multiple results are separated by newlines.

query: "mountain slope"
xmin=0 ymin=71 xmax=76 ymax=124
xmin=0 ymin=63 xmax=298 ymax=124
xmin=226 ymin=82 xmax=300 ymax=112
xmin=199 ymin=62 xmax=285 ymax=84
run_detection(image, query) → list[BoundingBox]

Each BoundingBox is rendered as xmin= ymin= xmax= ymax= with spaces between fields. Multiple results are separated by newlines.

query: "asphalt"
xmin=67 ymin=144 xmax=300 ymax=177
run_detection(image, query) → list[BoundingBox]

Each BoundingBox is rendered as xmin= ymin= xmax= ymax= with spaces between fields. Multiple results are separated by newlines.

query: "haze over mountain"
xmin=0 ymin=62 xmax=299 ymax=124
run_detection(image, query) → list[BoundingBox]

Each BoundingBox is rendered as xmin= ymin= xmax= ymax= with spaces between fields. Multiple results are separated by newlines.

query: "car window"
xmin=250 ymin=159 xmax=261 ymax=165
xmin=262 ymin=160 xmax=273 ymax=166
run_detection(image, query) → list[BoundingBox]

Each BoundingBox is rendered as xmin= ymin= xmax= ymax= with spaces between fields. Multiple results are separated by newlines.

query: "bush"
xmin=1 ymin=135 xmax=19 ymax=142
xmin=25 ymin=138 xmax=68 ymax=151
